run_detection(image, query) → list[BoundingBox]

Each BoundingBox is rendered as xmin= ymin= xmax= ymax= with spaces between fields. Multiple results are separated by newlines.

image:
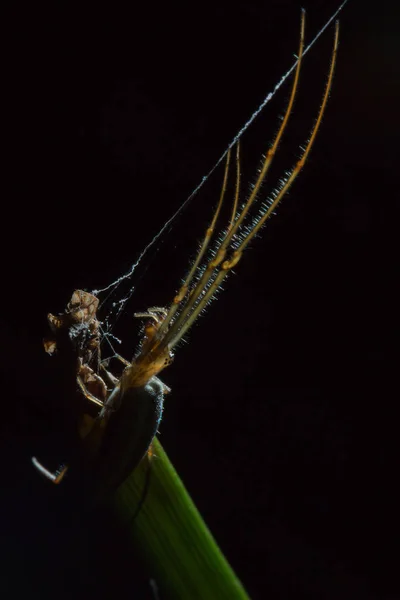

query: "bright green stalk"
xmin=114 ymin=437 xmax=250 ymax=600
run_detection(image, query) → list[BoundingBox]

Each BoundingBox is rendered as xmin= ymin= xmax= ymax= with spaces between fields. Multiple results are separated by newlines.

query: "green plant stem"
xmin=114 ymin=437 xmax=249 ymax=600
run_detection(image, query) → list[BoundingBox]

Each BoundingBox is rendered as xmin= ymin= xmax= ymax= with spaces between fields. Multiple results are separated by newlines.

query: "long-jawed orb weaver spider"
xmin=33 ymin=289 xmax=171 ymax=491
xmin=32 ymin=12 xmax=339 ymax=495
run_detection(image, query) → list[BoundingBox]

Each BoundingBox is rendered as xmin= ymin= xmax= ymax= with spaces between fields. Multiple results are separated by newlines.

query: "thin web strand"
xmin=155 ymin=9 xmax=306 ymax=353
xmin=92 ymin=0 xmax=348 ymax=303
xmin=164 ymin=19 xmax=340 ymax=352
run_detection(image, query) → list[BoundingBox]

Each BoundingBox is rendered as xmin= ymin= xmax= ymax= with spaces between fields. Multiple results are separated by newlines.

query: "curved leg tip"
xmin=31 ymin=457 xmax=68 ymax=484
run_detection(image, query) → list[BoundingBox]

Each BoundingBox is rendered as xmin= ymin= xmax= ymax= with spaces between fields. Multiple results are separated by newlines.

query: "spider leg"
xmin=106 ymin=353 xmax=131 ymax=368
xmin=155 ymin=146 xmax=233 ymax=342
xmin=100 ymin=353 xmax=134 ymax=390
xmin=227 ymin=20 xmax=340 ymax=258
xmin=31 ymin=457 xmax=68 ymax=484
xmin=159 ymin=12 xmax=306 ymax=352
xmin=101 ymin=352 xmax=131 ymax=372
xmin=77 ymin=375 xmax=105 ymax=407
xmin=146 ymin=307 xmax=169 ymax=317
xmin=100 ymin=363 xmax=120 ymax=387
xmin=166 ymin=16 xmax=339 ymax=351
xmin=134 ymin=311 xmax=163 ymax=324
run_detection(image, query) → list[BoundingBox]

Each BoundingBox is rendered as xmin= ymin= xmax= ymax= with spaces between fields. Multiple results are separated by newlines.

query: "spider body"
xmin=32 ymin=12 xmax=339 ymax=494
xmin=33 ymin=291 xmax=170 ymax=492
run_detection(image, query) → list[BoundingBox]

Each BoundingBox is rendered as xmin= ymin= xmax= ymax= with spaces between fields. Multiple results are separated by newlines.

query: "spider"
xmin=32 ymin=12 xmax=339 ymax=494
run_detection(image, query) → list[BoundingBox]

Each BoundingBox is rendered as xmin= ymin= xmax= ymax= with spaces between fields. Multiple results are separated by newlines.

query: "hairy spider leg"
xmin=156 ymin=10 xmax=307 ymax=354
xmin=154 ymin=148 xmax=233 ymax=345
xmin=165 ymin=18 xmax=339 ymax=351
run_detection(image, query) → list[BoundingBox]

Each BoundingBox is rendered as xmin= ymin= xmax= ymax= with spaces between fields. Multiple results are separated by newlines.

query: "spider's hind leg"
xmin=77 ymin=376 xmax=105 ymax=407
xmin=31 ymin=457 xmax=68 ymax=484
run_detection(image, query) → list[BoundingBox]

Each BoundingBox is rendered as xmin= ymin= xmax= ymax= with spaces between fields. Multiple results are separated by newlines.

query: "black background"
xmin=1 ymin=1 xmax=398 ymax=598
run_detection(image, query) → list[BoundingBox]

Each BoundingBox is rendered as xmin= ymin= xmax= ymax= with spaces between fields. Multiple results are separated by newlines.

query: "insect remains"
xmin=32 ymin=12 xmax=339 ymax=495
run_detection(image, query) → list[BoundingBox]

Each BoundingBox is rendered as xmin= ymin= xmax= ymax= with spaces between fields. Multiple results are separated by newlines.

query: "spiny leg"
xmin=225 ymin=19 xmax=340 ymax=258
xmin=155 ymin=147 xmax=233 ymax=342
xmin=166 ymin=17 xmax=339 ymax=351
xmin=158 ymin=11 xmax=306 ymax=353
xmin=158 ymin=147 xmax=242 ymax=351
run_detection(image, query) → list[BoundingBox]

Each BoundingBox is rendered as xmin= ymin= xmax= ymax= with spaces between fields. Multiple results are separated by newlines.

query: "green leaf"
xmin=114 ymin=437 xmax=250 ymax=600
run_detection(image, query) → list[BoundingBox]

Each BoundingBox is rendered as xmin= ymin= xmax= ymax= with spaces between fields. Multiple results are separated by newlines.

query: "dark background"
xmin=2 ymin=1 xmax=398 ymax=598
